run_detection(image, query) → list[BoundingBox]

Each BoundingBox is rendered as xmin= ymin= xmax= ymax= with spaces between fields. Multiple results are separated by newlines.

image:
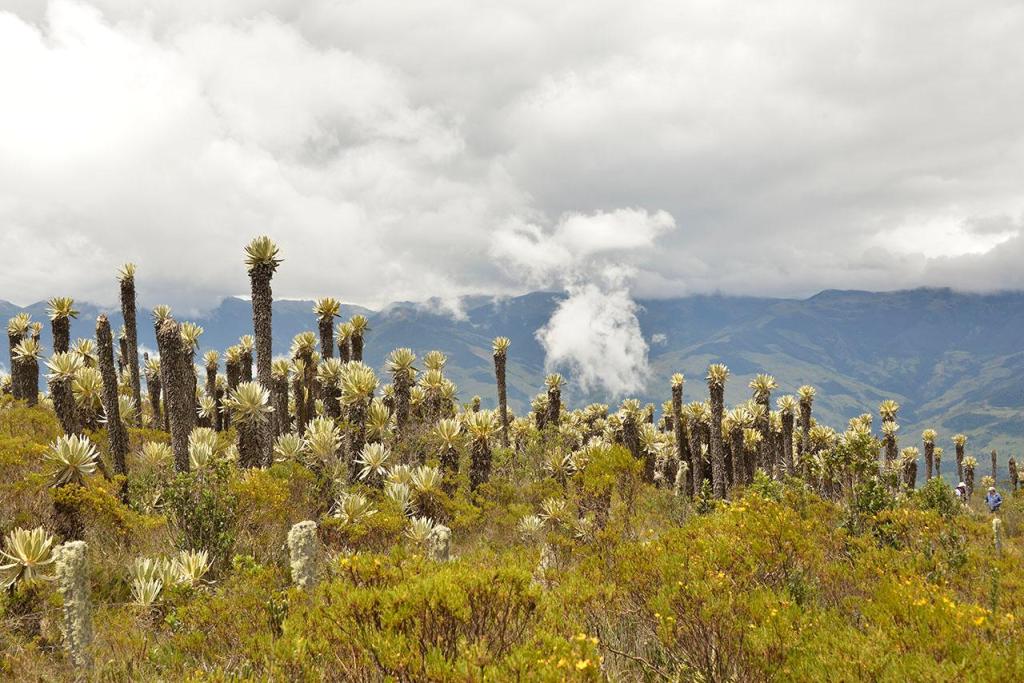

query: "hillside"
xmin=3 ymin=287 xmax=1022 ymax=465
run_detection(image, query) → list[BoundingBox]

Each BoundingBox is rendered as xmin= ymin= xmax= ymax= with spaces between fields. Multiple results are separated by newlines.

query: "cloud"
xmin=492 ymin=208 xmax=675 ymax=395
xmin=536 ymin=283 xmax=651 ymax=396
xmin=1 ymin=0 xmax=1023 ymax=315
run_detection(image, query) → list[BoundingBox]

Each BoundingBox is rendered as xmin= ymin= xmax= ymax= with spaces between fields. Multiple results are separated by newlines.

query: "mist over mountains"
xmin=3 ymin=287 xmax=1022 ymax=466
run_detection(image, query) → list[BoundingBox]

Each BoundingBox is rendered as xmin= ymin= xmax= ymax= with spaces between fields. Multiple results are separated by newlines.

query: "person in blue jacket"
xmin=986 ymin=486 xmax=1003 ymax=513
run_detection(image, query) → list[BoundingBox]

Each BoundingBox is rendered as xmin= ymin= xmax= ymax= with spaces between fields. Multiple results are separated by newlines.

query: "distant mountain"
xmin=2 ymin=288 xmax=1022 ymax=468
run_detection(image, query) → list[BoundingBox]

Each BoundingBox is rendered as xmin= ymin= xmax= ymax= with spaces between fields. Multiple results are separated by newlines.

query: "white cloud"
xmin=536 ymin=283 xmax=651 ymax=396
xmin=1 ymin=0 xmax=1024 ymax=314
xmin=493 ymin=208 xmax=675 ymax=395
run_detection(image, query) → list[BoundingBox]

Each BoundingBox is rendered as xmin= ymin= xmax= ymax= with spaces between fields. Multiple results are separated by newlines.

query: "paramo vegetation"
xmin=2 ymin=237 xmax=1023 ymax=681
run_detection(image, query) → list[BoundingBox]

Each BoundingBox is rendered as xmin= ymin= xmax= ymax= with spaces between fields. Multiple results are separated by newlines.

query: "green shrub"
xmin=164 ymin=461 xmax=237 ymax=568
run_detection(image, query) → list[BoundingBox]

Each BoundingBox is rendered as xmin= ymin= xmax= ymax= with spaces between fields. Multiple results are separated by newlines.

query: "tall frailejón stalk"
xmin=387 ymin=348 xmax=417 ymax=443
xmin=492 ymin=337 xmax=510 ymax=448
xmin=155 ymin=317 xmax=195 ymax=472
xmin=96 ymin=315 xmax=128 ymax=481
xmin=670 ymin=374 xmax=690 ymax=494
xmin=749 ymin=374 xmax=777 ymax=476
xmin=349 ymin=315 xmax=369 ymax=363
xmin=117 ymin=264 xmax=143 ymax=426
xmin=314 ymin=298 xmax=340 ymax=359
xmin=706 ymin=364 xmax=729 ymax=499
xmin=245 ymin=236 xmax=281 ymax=393
xmin=47 ymin=297 xmax=78 ymax=355
xmin=953 ymin=434 xmax=967 ymax=483
xmin=922 ymin=429 xmax=936 ymax=480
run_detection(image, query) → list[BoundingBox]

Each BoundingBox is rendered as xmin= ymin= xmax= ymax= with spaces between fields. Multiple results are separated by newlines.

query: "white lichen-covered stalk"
xmin=673 ymin=460 xmax=690 ymax=497
xmin=533 ymin=543 xmax=557 ymax=588
xmin=287 ymin=521 xmax=318 ymax=588
xmin=427 ymin=525 xmax=451 ymax=562
xmin=993 ymin=518 xmax=1003 ymax=556
xmin=55 ymin=541 xmax=93 ymax=671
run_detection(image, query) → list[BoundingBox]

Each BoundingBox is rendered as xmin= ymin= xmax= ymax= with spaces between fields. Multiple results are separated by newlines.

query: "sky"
xmin=1 ymin=1 xmax=1023 ymax=391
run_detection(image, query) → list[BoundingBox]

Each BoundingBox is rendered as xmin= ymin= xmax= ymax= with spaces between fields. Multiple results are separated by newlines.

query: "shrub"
xmin=164 ymin=461 xmax=237 ymax=569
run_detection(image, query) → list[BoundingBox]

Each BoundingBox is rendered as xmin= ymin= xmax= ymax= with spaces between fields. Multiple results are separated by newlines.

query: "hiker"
xmin=955 ymin=482 xmax=968 ymax=504
xmin=986 ymin=486 xmax=1003 ymax=513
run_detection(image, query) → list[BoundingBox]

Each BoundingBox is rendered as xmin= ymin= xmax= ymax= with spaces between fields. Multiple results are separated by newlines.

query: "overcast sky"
xmin=2 ymin=0 xmax=1023 ymax=315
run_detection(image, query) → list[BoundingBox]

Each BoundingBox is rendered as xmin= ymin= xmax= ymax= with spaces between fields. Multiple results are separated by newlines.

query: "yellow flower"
xmin=974 ymin=616 xmax=986 ymax=626
xmin=576 ymin=659 xmax=592 ymax=670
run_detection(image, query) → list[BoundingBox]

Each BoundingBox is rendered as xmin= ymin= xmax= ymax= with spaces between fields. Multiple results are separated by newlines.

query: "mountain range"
xmin=3 ymin=288 xmax=1022 ymax=470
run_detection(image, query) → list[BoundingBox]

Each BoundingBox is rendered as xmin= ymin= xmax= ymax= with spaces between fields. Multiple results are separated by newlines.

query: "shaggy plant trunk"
xmin=671 ymin=386 xmax=691 ymax=493
xmin=1009 ymin=457 xmax=1019 ymax=492
xmin=318 ymin=319 xmax=333 ymax=359
xmin=745 ymin=444 xmax=761 ymax=485
xmin=240 ymin=349 xmax=253 ymax=384
xmin=55 ymin=541 xmax=94 ymax=672
xmin=96 ymin=316 xmax=129 ymax=481
xmin=49 ymin=376 xmax=81 ymax=436
xmin=993 ymin=518 xmax=1003 ymax=556
xmin=214 ymin=387 xmax=225 ymax=432
xmin=324 ymin=385 xmax=341 ymax=419
xmin=781 ymin=412 xmax=795 ymax=477
xmin=338 ymin=339 xmax=351 ymax=363
xmin=533 ymin=401 xmax=546 ymax=431
xmin=965 ymin=464 xmax=975 ymax=498
xmin=904 ymin=458 xmax=918 ymax=490
xmin=225 ymin=360 xmax=240 ymax=431
xmin=156 ymin=319 xmax=195 ymax=472
xmin=52 ymin=316 xmax=70 ymax=354
xmin=494 ymin=351 xmax=509 ymax=447
xmin=7 ymin=329 xmax=24 ymax=399
xmin=924 ymin=441 xmax=934 ymax=480
xmin=12 ymin=355 xmax=39 ymax=406
xmin=146 ymin=362 xmax=161 ymax=428
xmin=350 ymin=332 xmax=364 ymax=362
xmin=991 ymin=449 xmax=998 ymax=483
xmin=883 ymin=429 xmax=897 ymax=466
xmin=799 ymin=399 xmax=812 ymax=467
xmin=756 ymin=394 xmax=771 ymax=476
xmin=237 ymin=418 xmax=269 ymax=469
xmin=730 ymin=427 xmax=744 ymax=489
xmin=956 ymin=443 xmax=965 ymax=483
xmin=708 ymin=383 xmax=726 ymax=499
xmin=394 ymin=373 xmax=411 ymax=440
xmin=120 ymin=275 xmax=142 ymax=426
xmin=250 ymin=263 xmax=274 ymax=392
xmin=162 ymin=383 xmax=170 ymax=432
xmin=347 ymin=400 xmax=368 ymax=480
xmin=118 ymin=336 xmax=129 ymax=378
xmin=291 ymin=374 xmax=304 ymax=430
xmin=440 ymin=446 xmax=459 ymax=494
xmin=287 ymin=521 xmax=318 ymax=588
xmin=470 ymin=440 xmax=492 ymax=491
xmin=205 ymin=363 xmax=217 ymax=400
xmin=688 ymin=423 xmax=703 ymax=497
xmin=935 ymin=451 xmax=942 ymax=479
xmin=295 ymin=353 xmax=315 ymax=434
xmin=622 ymin=412 xmax=642 ymax=462
xmin=546 ymin=387 xmax=561 ymax=428
xmin=272 ymin=376 xmax=289 ymax=435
